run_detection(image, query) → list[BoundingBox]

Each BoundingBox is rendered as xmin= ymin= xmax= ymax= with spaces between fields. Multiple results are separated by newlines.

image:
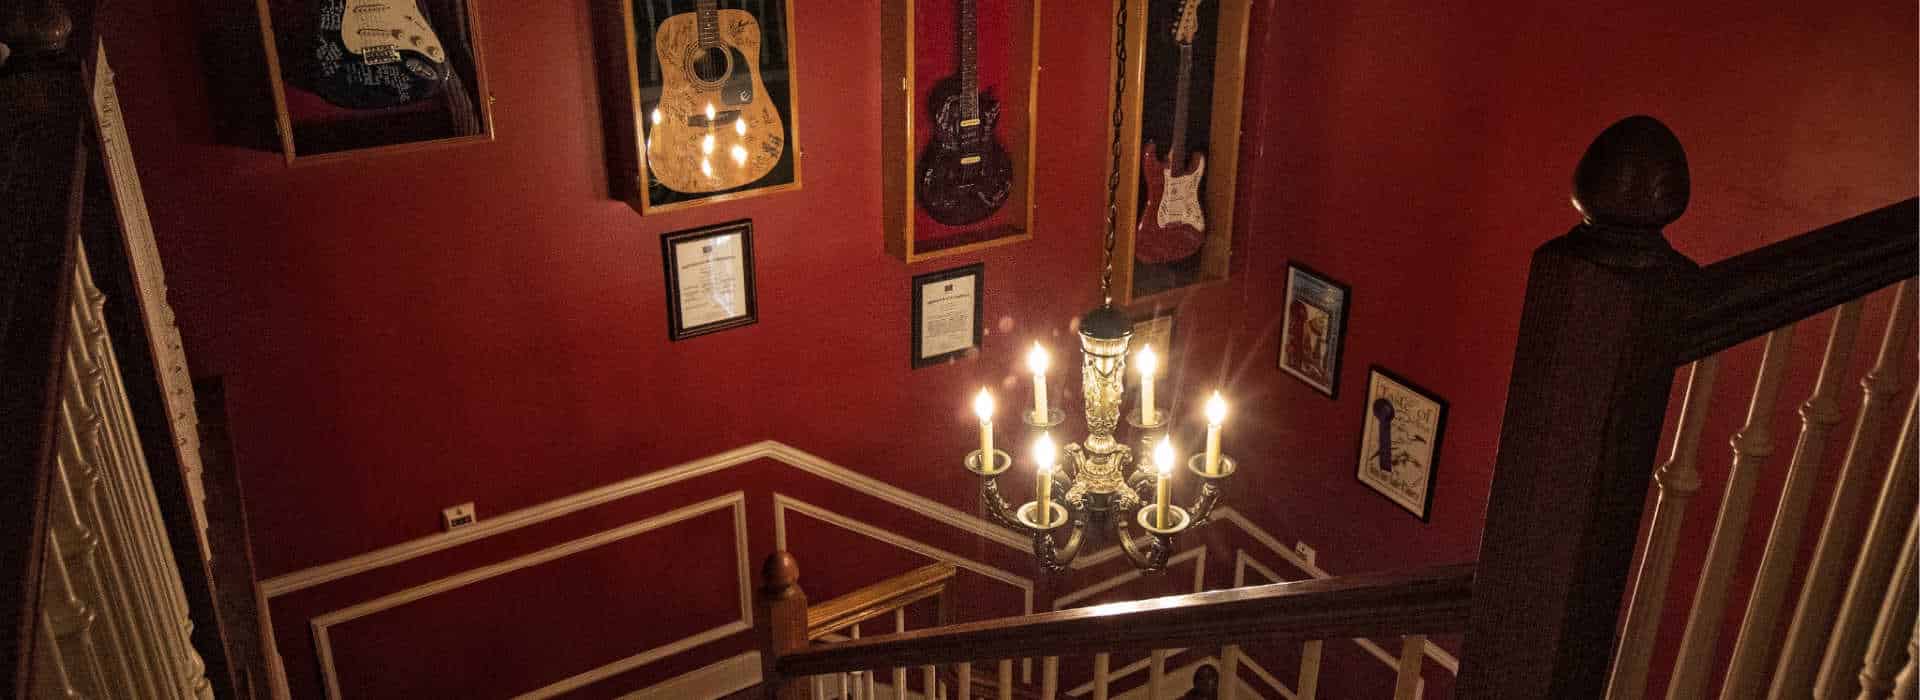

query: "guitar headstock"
xmin=1173 ymin=0 xmax=1204 ymax=45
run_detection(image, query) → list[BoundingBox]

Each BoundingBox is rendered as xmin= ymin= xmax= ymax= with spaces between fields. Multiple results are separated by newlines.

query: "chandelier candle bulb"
xmin=1204 ymin=392 xmax=1228 ymax=475
xmin=1154 ymin=438 xmax=1175 ymax=529
xmin=1027 ymin=343 xmax=1050 ymax=422
xmin=973 ymin=389 xmax=995 ymax=466
xmin=1034 ymin=433 xmax=1057 ymax=528
xmin=1137 ymin=345 xmax=1158 ymax=424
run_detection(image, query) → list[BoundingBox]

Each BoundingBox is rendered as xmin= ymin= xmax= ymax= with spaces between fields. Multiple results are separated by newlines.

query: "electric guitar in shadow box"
xmin=296 ymin=0 xmax=482 ymax=130
xmin=1135 ymin=0 xmax=1207 ymax=264
xmin=915 ymin=0 xmax=1014 ymax=227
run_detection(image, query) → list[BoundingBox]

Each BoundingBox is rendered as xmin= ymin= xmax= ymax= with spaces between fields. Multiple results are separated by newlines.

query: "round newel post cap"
xmin=1572 ymin=115 xmax=1690 ymax=231
xmin=762 ymin=551 xmax=800 ymax=594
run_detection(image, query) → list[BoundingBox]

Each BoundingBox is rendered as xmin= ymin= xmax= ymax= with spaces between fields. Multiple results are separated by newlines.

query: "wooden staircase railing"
xmin=759 ymin=552 xmax=1472 ymax=699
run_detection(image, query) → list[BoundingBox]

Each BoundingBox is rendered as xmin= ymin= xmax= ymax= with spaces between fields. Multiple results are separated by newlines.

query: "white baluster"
xmin=32 ymin=608 xmax=82 ymax=699
xmin=924 ymin=664 xmax=939 ymax=700
xmin=40 ymin=530 xmax=107 ymax=697
xmin=1816 ymin=394 xmax=1919 ymax=698
xmin=894 ymin=609 xmax=908 ymax=698
xmin=1891 ymin=634 xmax=1918 ymax=700
xmin=1041 ymin=656 xmax=1059 ymax=700
xmin=1849 ymin=516 xmax=1917 ymax=700
xmin=1608 ymin=357 xmax=1719 ymax=700
xmin=1393 ymin=635 xmax=1425 ymax=700
xmin=1724 ymin=301 xmax=1864 ymax=695
xmin=998 ymin=659 xmax=1013 ymax=700
xmin=1773 ymin=282 xmax=1916 ymax=700
xmin=1298 ymin=640 xmax=1323 ymax=700
xmin=1149 ymin=649 xmax=1166 ymax=698
xmin=1092 ymin=653 xmax=1111 ymax=700
xmin=958 ymin=661 xmax=972 ymax=699
xmin=48 ymin=421 xmax=146 ymax=697
xmin=1219 ymin=645 xmax=1240 ymax=700
xmin=1671 ymin=327 xmax=1796 ymax=700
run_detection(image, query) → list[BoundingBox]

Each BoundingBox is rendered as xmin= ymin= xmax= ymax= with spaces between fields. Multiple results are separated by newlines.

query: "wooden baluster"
xmin=1149 ymin=649 xmax=1167 ymax=698
xmin=1724 ymin=301 xmax=1865 ymax=693
xmin=1219 ymin=645 xmax=1240 ymax=700
xmin=1890 ymin=634 xmax=1919 ymax=700
xmin=1607 ymin=357 xmax=1719 ymax=699
xmin=1040 ymin=656 xmax=1058 ymax=700
xmin=1669 ymin=327 xmax=1796 ymax=699
xmin=1816 ymin=394 xmax=1919 ymax=698
xmin=1092 ymin=653 xmax=1111 ymax=700
xmin=1298 ymin=640 xmax=1323 ymax=700
xmin=1393 ymin=635 xmax=1425 ymax=700
xmin=957 ymin=661 xmax=972 ymax=699
xmin=47 ymin=415 xmax=145 ymax=696
xmin=30 ymin=609 xmax=81 ymax=698
xmin=924 ymin=664 xmax=939 ymax=700
xmin=840 ymin=672 xmax=851 ymax=700
xmin=1772 ymin=282 xmax=1916 ymax=699
xmin=758 ymin=552 xmax=812 ymax=700
xmin=998 ymin=659 xmax=1013 ymax=700
xmin=894 ymin=609 xmax=908 ymax=699
xmin=1458 ymin=115 xmax=1699 ymax=699
xmin=1849 ymin=516 xmax=1917 ymax=700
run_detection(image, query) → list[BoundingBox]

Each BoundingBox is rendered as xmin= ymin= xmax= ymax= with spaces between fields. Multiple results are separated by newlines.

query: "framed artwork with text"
xmin=1354 ymin=367 xmax=1447 ymax=521
xmin=911 ymin=263 xmax=985 ymax=368
xmin=661 ymin=220 xmax=758 ymax=340
xmin=1278 ymin=263 xmax=1350 ymax=398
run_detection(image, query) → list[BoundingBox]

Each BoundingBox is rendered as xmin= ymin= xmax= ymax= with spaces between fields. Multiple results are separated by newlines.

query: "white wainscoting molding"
xmin=308 ymin=493 xmax=752 ymax=700
xmin=619 ymin=651 xmax=761 ymax=700
xmin=773 ymin=494 xmax=1035 ymax=617
xmin=1055 ymin=547 xmax=1207 ymax=609
xmin=1234 ymin=547 xmax=1445 ymax=698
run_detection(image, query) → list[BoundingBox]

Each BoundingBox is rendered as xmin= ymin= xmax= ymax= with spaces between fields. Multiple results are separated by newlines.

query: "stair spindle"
xmin=1723 ymin=301 xmax=1865 ymax=694
xmin=1772 ymin=282 xmax=1916 ymax=699
xmin=1393 ymin=635 xmax=1425 ymax=700
xmin=1849 ymin=516 xmax=1917 ymax=700
xmin=998 ymin=659 xmax=1013 ymax=700
xmin=1219 ymin=645 xmax=1240 ymax=700
xmin=958 ymin=661 xmax=972 ymax=699
xmin=1298 ymin=640 xmax=1323 ymax=699
xmin=1092 ymin=653 xmax=1110 ymax=700
xmin=1040 ymin=656 xmax=1058 ymax=700
xmin=1815 ymin=393 xmax=1919 ymax=698
xmin=1149 ymin=649 xmax=1167 ymax=697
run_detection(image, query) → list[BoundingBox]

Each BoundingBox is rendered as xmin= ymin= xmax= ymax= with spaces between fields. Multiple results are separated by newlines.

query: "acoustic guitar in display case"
xmin=645 ymin=0 xmax=786 ymax=194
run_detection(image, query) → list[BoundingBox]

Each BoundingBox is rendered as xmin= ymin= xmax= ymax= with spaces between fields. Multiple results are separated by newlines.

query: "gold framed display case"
xmin=606 ymin=0 xmax=804 ymax=215
xmin=1106 ymin=0 xmax=1250 ymax=304
xmin=254 ymin=0 xmax=496 ymax=164
xmin=880 ymin=0 xmax=1040 ymax=263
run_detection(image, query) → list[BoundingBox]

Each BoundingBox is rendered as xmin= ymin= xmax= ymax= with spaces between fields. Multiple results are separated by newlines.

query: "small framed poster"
xmin=911 ymin=264 xmax=984 ymax=368
xmin=1127 ymin=311 xmax=1177 ymax=389
xmin=1355 ymin=367 xmax=1447 ymax=521
xmin=1278 ymin=263 xmax=1351 ymax=398
xmin=661 ymin=220 xmax=757 ymax=340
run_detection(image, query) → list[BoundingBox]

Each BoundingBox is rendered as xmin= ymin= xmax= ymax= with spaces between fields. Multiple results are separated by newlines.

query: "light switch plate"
xmin=442 ymin=502 xmax=477 ymax=531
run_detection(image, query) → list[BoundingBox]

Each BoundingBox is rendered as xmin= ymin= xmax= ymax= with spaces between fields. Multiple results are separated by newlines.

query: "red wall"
xmin=100 ymin=0 xmax=1914 ymax=696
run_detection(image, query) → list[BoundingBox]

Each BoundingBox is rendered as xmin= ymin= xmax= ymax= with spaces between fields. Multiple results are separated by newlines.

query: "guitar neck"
xmin=697 ymin=0 xmax=719 ymax=48
xmin=957 ymin=0 xmax=980 ymax=123
xmin=1167 ymin=41 xmax=1195 ymax=166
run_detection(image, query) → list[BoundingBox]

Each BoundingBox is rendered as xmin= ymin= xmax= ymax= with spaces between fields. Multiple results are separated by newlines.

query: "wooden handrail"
xmin=806 ymin=561 xmax=956 ymax=641
xmin=1674 ymin=197 xmax=1918 ymax=363
xmin=772 ymin=561 xmax=1473 ymax=677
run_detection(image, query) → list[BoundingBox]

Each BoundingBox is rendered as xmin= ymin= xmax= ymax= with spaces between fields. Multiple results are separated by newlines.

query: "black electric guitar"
xmin=310 ymin=0 xmax=455 ymax=109
xmin=916 ymin=0 xmax=1014 ymax=227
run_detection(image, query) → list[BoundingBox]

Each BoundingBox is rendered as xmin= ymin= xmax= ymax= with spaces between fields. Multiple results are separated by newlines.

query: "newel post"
xmin=759 ymin=551 xmax=812 ymax=700
xmin=1456 ymin=116 xmax=1700 ymax=698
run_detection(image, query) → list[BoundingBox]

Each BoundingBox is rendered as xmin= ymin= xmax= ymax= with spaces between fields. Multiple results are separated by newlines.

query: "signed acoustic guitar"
xmin=915 ymin=0 xmax=1014 ymax=227
xmin=646 ymin=0 xmax=786 ymax=193
xmin=1135 ymin=0 xmax=1208 ymax=263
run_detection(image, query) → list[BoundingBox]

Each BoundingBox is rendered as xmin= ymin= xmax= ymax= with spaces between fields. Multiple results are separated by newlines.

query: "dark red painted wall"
xmin=99 ymin=0 xmax=1913 ymax=696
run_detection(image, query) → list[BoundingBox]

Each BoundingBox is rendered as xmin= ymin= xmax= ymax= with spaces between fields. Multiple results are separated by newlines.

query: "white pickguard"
xmin=1156 ymin=156 xmax=1207 ymax=232
xmin=342 ymin=0 xmax=446 ymax=65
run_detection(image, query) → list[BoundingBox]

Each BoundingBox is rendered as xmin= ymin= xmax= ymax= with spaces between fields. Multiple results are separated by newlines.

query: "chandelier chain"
xmin=1099 ymin=1 xmax=1128 ymax=307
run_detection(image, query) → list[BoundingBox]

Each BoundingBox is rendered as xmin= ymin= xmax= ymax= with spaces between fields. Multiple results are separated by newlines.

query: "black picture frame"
xmin=661 ymin=220 xmax=758 ymax=341
xmin=1278 ymin=262 xmax=1352 ymax=398
xmin=910 ymin=263 xmax=985 ymax=368
xmin=1353 ymin=366 xmax=1448 ymax=522
xmin=1126 ymin=310 xmax=1179 ymax=390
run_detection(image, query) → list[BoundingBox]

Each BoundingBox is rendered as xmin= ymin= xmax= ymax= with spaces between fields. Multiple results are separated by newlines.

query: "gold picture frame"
xmin=605 ymin=0 xmax=804 ymax=216
xmin=1106 ymin=0 xmax=1250 ymax=305
xmin=880 ymin=0 xmax=1041 ymax=263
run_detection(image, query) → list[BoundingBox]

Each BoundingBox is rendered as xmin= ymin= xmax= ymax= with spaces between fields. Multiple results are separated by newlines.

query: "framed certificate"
xmin=910 ymin=263 xmax=984 ymax=368
xmin=1355 ymin=367 xmax=1448 ymax=521
xmin=661 ymin=220 xmax=758 ymax=340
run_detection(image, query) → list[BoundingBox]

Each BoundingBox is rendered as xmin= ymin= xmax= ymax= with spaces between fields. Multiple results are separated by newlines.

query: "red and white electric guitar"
xmin=1135 ymin=0 xmax=1207 ymax=263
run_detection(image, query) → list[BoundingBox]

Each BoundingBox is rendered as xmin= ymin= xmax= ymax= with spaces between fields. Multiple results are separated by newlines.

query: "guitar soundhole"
xmin=690 ymin=46 xmax=731 ymax=84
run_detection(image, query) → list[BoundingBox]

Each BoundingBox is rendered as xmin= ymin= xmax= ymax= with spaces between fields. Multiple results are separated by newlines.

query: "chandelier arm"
xmin=1032 ymin=516 xmax=1087 ymax=573
xmin=1187 ymin=481 xmax=1225 ymax=529
xmin=979 ymin=475 xmax=1029 ymax=532
xmin=1112 ymin=515 xmax=1172 ymax=574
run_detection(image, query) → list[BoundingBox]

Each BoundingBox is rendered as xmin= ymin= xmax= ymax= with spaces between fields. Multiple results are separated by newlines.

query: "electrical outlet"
xmin=1295 ymin=541 xmax=1317 ymax=567
xmin=442 ymin=502 xmax=477 ymax=532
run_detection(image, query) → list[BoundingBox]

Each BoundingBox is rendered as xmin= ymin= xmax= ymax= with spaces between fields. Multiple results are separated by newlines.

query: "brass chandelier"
xmin=960 ymin=4 xmax=1235 ymax=575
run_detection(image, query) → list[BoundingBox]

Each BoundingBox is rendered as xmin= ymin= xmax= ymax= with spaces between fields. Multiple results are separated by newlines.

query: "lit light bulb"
xmin=1155 ymin=437 xmax=1176 ymax=476
xmin=1034 ymin=433 xmax=1057 ymax=472
xmin=973 ymin=389 xmax=995 ymax=421
xmin=734 ymin=118 xmax=747 ymax=136
xmin=1205 ymin=391 xmax=1229 ymax=425
xmin=1137 ymin=345 xmax=1158 ymax=377
xmin=702 ymin=133 xmax=716 ymax=155
xmin=1026 ymin=343 xmax=1050 ymax=376
xmin=731 ymin=144 xmax=748 ymax=166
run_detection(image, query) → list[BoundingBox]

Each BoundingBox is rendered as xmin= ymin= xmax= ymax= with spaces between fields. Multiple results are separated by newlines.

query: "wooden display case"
xmin=1107 ymin=0 xmax=1250 ymax=304
xmin=881 ymin=0 xmax=1040 ymax=263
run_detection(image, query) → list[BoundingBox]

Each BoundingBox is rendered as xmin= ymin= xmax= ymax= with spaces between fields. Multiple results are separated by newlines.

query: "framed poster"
xmin=254 ymin=0 xmax=494 ymax=162
xmin=1106 ymin=0 xmax=1251 ymax=303
xmin=609 ymin=0 xmax=802 ymax=215
xmin=879 ymin=0 xmax=1040 ymax=262
xmin=1355 ymin=367 xmax=1447 ymax=521
xmin=910 ymin=264 xmax=985 ymax=368
xmin=1278 ymin=263 xmax=1351 ymax=398
xmin=661 ymin=220 xmax=758 ymax=340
